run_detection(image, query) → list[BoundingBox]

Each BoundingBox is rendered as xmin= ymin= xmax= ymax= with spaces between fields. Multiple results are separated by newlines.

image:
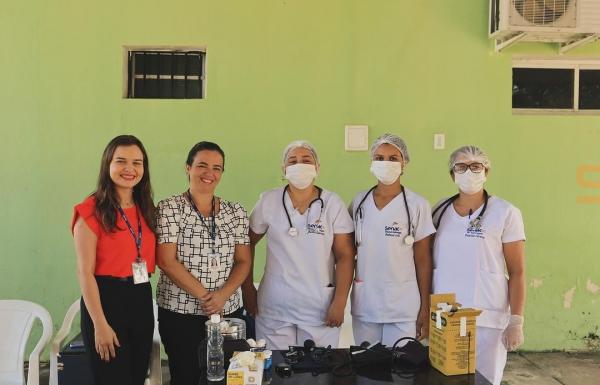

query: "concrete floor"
xmin=38 ymin=351 xmax=600 ymax=384
xmin=502 ymin=352 xmax=600 ymax=385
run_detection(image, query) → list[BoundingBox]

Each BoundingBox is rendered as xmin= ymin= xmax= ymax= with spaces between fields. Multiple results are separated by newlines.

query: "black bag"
xmin=391 ymin=337 xmax=429 ymax=370
xmin=350 ymin=343 xmax=393 ymax=369
xmin=349 ymin=343 xmax=393 ymax=381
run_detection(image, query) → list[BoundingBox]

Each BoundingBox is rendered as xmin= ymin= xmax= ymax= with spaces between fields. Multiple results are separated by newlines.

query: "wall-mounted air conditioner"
xmin=489 ymin=0 xmax=600 ymax=53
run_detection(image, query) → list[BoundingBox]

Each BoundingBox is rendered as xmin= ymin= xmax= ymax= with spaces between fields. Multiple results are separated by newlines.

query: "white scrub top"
xmin=350 ymin=187 xmax=436 ymax=323
xmin=432 ymin=195 xmax=525 ymax=329
xmin=250 ymin=186 xmax=354 ymax=326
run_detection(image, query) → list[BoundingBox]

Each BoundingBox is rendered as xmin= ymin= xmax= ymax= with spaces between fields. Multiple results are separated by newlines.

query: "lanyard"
xmin=117 ymin=205 xmax=142 ymax=262
xmin=432 ymin=190 xmax=489 ymax=229
xmin=187 ymin=190 xmax=217 ymax=251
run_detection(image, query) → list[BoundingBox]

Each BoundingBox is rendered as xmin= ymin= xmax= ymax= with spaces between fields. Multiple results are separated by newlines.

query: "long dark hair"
xmin=93 ymin=135 xmax=155 ymax=233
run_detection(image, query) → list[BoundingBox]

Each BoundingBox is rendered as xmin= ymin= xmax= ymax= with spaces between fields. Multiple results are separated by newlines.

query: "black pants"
xmin=158 ymin=306 xmax=244 ymax=385
xmin=80 ymin=278 xmax=154 ymax=385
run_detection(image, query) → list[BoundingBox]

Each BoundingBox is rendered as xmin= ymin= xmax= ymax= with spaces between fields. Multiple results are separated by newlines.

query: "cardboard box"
xmin=429 ymin=293 xmax=482 ymax=376
xmin=226 ymin=352 xmax=265 ymax=385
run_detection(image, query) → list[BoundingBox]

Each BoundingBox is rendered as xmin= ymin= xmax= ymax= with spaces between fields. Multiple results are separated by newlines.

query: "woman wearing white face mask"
xmin=241 ymin=140 xmax=356 ymax=349
xmin=432 ymin=145 xmax=526 ymax=385
xmin=350 ymin=134 xmax=435 ymax=346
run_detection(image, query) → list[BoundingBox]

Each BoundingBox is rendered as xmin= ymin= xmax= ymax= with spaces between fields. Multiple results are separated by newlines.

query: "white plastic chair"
xmin=0 ymin=300 xmax=53 ymax=385
xmin=50 ymin=299 xmax=162 ymax=385
xmin=147 ymin=301 xmax=162 ymax=385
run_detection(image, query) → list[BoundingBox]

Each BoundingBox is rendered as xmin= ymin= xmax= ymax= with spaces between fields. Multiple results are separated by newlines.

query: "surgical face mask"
xmin=285 ymin=164 xmax=317 ymax=189
xmin=370 ymin=161 xmax=402 ymax=185
xmin=454 ymin=170 xmax=486 ymax=194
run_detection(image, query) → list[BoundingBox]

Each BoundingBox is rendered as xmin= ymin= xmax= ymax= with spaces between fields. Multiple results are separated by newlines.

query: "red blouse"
xmin=71 ymin=196 xmax=156 ymax=277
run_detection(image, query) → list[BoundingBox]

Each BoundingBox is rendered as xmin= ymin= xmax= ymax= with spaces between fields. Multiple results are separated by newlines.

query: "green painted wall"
xmin=2 ymin=0 xmax=600 ymax=353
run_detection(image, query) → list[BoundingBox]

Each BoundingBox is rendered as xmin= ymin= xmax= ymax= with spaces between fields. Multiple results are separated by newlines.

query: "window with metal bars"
xmin=127 ymin=50 xmax=204 ymax=99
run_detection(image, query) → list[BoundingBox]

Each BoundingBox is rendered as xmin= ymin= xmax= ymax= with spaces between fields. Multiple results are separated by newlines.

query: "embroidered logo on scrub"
xmin=465 ymin=219 xmax=485 ymax=239
xmin=307 ymin=220 xmax=325 ymax=235
xmin=384 ymin=221 xmax=403 ymax=237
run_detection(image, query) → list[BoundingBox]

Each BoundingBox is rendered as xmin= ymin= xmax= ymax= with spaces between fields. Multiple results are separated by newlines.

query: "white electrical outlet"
xmin=434 ymin=134 xmax=445 ymax=150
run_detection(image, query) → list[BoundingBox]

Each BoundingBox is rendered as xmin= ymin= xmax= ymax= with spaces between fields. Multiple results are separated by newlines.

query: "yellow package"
xmin=226 ymin=352 xmax=264 ymax=385
xmin=429 ymin=293 xmax=482 ymax=376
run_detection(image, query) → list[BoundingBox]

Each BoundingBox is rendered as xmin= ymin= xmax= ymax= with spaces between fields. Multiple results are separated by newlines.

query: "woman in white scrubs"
xmin=350 ymin=134 xmax=435 ymax=346
xmin=432 ymin=146 xmax=526 ymax=385
xmin=241 ymin=140 xmax=356 ymax=349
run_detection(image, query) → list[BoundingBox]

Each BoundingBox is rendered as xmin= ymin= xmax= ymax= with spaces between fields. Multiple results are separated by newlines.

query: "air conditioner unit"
xmin=489 ymin=0 xmax=600 ymax=53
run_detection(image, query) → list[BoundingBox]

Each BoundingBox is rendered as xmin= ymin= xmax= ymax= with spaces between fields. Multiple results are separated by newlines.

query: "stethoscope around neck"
xmin=432 ymin=189 xmax=490 ymax=229
xmin=354 ymin=185 xmax=415 ymax=247
xmin=283 ymin=184 xmax=324 ymax=237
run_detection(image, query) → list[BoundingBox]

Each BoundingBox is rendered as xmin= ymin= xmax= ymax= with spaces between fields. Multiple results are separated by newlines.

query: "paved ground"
xmin=39 ymin=352 xmax=600 ymax=384
xmin=502 ymin=352 xmax=600 ymax=385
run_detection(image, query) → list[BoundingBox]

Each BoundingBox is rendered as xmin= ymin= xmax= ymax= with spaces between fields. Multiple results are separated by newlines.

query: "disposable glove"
xmin=502 ymin=314 xmax=524 ymax=351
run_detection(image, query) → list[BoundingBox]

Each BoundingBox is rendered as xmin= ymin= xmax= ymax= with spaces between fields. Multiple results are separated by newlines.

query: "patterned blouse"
xmin=156 ymin=192 xmax=250 ymax=315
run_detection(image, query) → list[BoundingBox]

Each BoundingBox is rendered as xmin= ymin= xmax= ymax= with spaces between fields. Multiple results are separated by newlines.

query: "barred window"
xmin=126 ymin=49 xmax=205 ymax=99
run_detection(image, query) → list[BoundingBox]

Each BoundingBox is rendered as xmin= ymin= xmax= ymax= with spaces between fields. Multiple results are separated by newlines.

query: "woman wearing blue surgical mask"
xmin=432 ymin=145 xmax=526 ymax=385
xmin=350 ymin=134 xmax=435 ymax=346
xmin=241 ymin=140 xmax=356 ymax=349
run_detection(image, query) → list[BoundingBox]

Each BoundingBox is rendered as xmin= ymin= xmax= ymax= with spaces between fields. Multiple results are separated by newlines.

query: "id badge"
xmin=132 ymin=260 xmax=149 ymax=284
xmin=208 ymin=253 xmax=220 ymax=280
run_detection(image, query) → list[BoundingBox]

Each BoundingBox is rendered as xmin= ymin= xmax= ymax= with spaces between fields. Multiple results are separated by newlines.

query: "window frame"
xmin=122 ymin=45 xmax=207 ymax=99
xmin=512 ymin=57 xmax=600 ymax=115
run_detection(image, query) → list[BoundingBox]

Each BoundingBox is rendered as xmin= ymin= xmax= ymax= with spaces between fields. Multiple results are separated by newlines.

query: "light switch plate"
xmin=345 ymin=125 xmax=369 ymax=151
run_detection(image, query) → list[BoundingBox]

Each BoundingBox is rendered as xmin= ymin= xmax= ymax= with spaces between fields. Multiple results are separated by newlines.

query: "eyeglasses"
xmin=452 ymin=162 xmax=485 ymax=174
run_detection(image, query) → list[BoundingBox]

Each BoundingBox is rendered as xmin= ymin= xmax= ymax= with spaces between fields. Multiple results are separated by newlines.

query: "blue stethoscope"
xmin=432 ymin=190 xmax=489 ymax=229
xmin=283 ymin=185 xmax=324 ymax=237
xmin=354 ymin=185 xmax=414 ymax=246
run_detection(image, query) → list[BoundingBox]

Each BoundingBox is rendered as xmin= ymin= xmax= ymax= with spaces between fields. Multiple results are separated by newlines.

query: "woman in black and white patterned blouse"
xmin=155 ymin=141 xmax=251 ymax=385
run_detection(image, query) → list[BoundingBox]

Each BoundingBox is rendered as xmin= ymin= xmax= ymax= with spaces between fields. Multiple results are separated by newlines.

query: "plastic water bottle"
xmin=206 ymin=314 xmax=225 ymax=381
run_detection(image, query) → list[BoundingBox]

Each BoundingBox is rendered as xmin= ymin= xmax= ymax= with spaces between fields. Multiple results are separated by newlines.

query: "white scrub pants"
xmin=352 ymin=318 xmax=416 ymax=347
xmin=476 ymin=326 xmax=507 ymax=385
xmin=255 ymin=315 xmax=341 ymax=350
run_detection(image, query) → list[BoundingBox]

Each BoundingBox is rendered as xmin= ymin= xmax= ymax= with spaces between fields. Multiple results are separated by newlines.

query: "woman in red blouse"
xmin=72 ymin=135 xmax=156 ymax=385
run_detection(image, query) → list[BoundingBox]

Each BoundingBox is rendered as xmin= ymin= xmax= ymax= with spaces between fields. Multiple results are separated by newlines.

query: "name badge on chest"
xmin=465 ymin=217 xmax=485 ymax=239
xmin=132 ymin=260 xmax=149 ymax=284
xmin=208 ymin=253 xmax=221 ymax=280
xmin=306 ymin=219 xmax=326 ymax=236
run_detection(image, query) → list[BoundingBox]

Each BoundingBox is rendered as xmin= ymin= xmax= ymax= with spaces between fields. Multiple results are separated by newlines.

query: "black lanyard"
xmin=432 ymin=190 xmax=489 ymax=229
xmin=117 ymin=205 xmax=142 ymax=262
xmin=282 ymin=185 xmax=324 ymax=231
xmin=187 ymin=190 xmax=217 ymax=251
xmin=355 ymin=184 xmax=412 ymax=235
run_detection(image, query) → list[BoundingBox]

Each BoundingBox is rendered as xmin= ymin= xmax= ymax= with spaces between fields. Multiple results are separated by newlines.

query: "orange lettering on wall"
xmin=576 ymin=165 xmax=600 ymax=204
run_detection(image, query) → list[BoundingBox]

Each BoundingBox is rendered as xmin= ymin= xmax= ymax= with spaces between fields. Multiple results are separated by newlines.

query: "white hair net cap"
xmin=282 ymin=140 xmax=319 ymax=165
xmin=448 ymin=145 xmax=491 ymax=170
xmin=370 ymin=133 xmax=410 ymax=163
